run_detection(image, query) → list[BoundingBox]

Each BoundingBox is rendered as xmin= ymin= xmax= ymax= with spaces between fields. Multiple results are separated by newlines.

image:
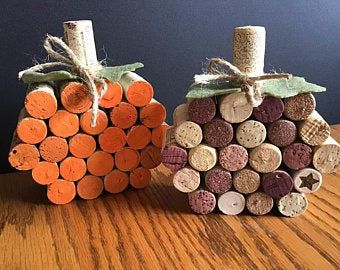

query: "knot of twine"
xmin=19 ymin=35 xmax=107 ymax=127
xmin=198 ymin=58 xmax=292 ymax=107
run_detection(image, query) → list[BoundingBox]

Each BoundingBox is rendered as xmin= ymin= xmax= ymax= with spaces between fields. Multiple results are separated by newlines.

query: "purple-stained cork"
xmin=203 ymin=118 xmax=233 ymax=147
xmin=205 ymin=167 xmax=232 ymax=194
xmin=188 ymin=189 xmax=216 ymax=214
xmin=283 ymin=143 xmax=312 ymax=170
xmin=253 ymin=96 xmax=284 ymax=123
xmin=188 ymin=98 xmax=216 ymax=124
xmin=262 ymin=170 xmax=294 ymax=199
xmin=268 ymin=119 xmax=297 ymax=147
xmin=161 ymin=145 xmax=187 ymax=171
xmin=219 ymin=144 xmax=248 ymax=171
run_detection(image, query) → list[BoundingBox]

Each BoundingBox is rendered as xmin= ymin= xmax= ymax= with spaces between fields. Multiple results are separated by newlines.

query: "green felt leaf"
xmin=260 ymin=76 xmax=326 ymax=98
xmin=96 ymin=62 xmax=144 ymax=82
xmin=186 ymin=83 xmax=241 ymax=98
xmin=21 ymin=71 xmax=79 ymax=84
xmin=186 ymin=76 xmax=326 ymax=99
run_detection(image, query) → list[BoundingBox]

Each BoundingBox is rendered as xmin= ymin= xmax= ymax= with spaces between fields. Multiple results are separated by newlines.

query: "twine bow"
xmin=18 ymin=35 xmax=107 ymax=127
xmin=195 ymin=58 xmax=292 ymax=107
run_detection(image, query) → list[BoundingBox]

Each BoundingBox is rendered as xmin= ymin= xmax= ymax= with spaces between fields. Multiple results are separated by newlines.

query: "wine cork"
xmin=188 ymin=190 xmax=216 ymax=214
xmin=246 ymin=192 xmax=274 ymax=215
xmin=60 ymin=82 xmax=92 ymax=114
xmin=253 ymin=96 xmax=284 ymax=123
xmin=262 ymin=170 xmax=293 ymax=199
xmin=16 ymin=108 xmax=47 ymax=144
xmin=25 ymin=83 xmax=57 ymax=119
xmin=283 ymin=143 xmax=312 ymax=170
xmin=188 ymin=144 xmax=217 ymax=172
xmin=313 ymin=136 xmax=340 ymax=173
xmin=233 ymin=168 xmax=260 ymax=194
xmin=249 ymin=143 xmax=281 ymax=173
xmin=188 ymin=98 xmax=216 ymax=124
xmin=204 ymin=166 xmax=232 ymax=194
xmin=268 ymin=120 xmax=297 ymax=147
xmin=277 ymin=192 xmax=308 ymax=217
xmin=293 ymin=168 xmax=322 ymax=194
xmin=203 ymin=118 xmax=233 ymax=148
xmin=298 ymin=111 xmax=331 ymax=146
xmin=218 ymin=191 xmax=245 ymax=215
xmin=49 ymin=110 xmax=79 ymax=138
xmin=163 ymin=126 xmax=177 ymax=148
xmin=173 ymin=103 xmax=189 ymax=126
xmin=219 ymin=144 xmax=248 ymax=172
xmin=69 ymin=133 xmax=96 ymax=158
xmin=39 ymin=136 xmax=68 ymax=163
xmin=219 ymin=92 xmax=253 ymax=123
xmin=32 ymin=161 xmax=59 ymax=185
xmin=119 ymin=72 xmax=154 ymax=107
xmin=8 ymin=142 xmax=40 ymax=171
xmin=63 ymin=20 xmax=98 ymax=66
xmin=161 ymin=145 xmax=187 ymax=171
xmin=236 ymin=120 xmax=266 ymax=148
xmin=174 ymin=121 xmax=203 ymax=149
xmin=47 ymin=180 xmax=76 ymax=205
xmin=232 ymin=26 xmax=266 ymax=76
xmin=284 ymin=93 xmax=316 ymax=121
xmin=173 ymin=167 xmax=200 ymax=193
xmin=151 ymin=124 xmax=169 ymax=148
xmin=140 ymin=99 xmax=167 ymax=128
xmin=140 ymin=145 xmax=162 ymax=169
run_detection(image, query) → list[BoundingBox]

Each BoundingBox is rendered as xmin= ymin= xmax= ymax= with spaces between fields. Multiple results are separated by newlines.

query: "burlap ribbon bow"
xmin=18 ymin=35 xmax=107 ymax=127
xmin=194 ymin=58 xmax=292 ymax=107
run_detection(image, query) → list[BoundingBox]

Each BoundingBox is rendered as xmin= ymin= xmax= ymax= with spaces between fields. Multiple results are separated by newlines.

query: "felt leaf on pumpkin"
xmin=96 ymin=62 xmax=144 ymax=82
xmin=186 ymin=76 xmax=326 ymax=99
xmin=21 ymin=70 xmax=79 ymax=84
xmin=260 ymin=76 xmax=326 ymax=98
xmin=186 ymin=82 xmax=241 ymax=98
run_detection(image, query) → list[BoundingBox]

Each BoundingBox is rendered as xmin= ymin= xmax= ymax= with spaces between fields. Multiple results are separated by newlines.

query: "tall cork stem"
xmin=232 ymin=26 xmax=266 ymax=76
xmin=63 ymin=20 xmax=99 ymax=67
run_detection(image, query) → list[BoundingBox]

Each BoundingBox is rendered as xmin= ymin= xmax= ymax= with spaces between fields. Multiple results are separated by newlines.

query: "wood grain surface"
xmin=1 ymin=126 xmax=340 ymax=270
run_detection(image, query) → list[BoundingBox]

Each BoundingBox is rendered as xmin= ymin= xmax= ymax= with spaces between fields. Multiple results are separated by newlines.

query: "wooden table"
xmin=1 ymin=126 xmax=340 ymax=270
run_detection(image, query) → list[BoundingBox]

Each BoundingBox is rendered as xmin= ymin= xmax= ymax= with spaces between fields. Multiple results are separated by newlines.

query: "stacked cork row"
xmin=162 ymin=92 xmax=340 ymax=217
xmin=8 ymin=72 xmax=167 ymax=204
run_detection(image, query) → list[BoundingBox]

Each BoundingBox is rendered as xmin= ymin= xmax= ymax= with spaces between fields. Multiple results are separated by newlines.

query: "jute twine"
xmin=195 ymin=58 xmax=292 ymax=107
xmin=19 ymin=35 xmax=107 ymax=127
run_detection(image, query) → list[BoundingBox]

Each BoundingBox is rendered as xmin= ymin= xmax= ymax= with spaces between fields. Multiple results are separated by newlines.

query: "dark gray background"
xmin=1 ymin=0 xmax=339 ymax=173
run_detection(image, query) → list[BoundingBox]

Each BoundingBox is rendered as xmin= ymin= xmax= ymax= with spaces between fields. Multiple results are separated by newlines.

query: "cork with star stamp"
xmin=161 ymin=25 xmax=339 ymax=217
xmin=8 ymin=20 xmax=168 ymax=204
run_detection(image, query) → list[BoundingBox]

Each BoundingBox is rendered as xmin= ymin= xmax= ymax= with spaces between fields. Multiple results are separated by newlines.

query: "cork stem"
xmin=232 ymin=26 xmax=266 ymax=76
xmin=63 ymin=20 xmax=99 ymax=67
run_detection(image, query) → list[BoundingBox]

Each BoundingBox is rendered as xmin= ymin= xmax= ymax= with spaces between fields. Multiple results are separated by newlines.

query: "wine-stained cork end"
xmin=233 ymin=26 xmax=266 ymax=76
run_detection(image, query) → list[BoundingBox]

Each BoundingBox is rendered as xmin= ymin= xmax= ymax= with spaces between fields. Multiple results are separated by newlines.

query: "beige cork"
xmin=173 ymin=167 xmax=200 ymax=193
xmin=236 ymin=120 xmax=267 ymax=148
xmin=233 ymin=168 xmax=261 ymax=194
xmin=277 ymin=192 xmax=308 ymax=217
xmin=173 ymin=103 xmax=189 ymax=126
xmin=63 ymin=20 xmax=99 ymax=67
xmin=249 ymin=143 xmax=282 ymax=173
xmin=188 ymin=144 xmax=217 ymax=172
xmin=313 ymin=136 xmax=340 ymax=173
xmin=233 ymin=26 xmax=266 ymax=76
xmin=298 ymin=111 xmax=331 ymax=146
xmin=219 ymin=92 xmax=253 ymax=123
xmin=174 ymin=121 xmax=203 ymax=149
xmin=293 ymin=168 xmax=322 ymax=194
